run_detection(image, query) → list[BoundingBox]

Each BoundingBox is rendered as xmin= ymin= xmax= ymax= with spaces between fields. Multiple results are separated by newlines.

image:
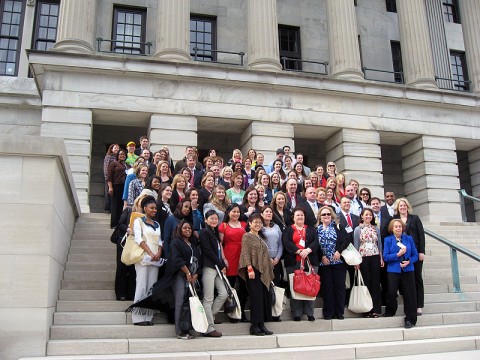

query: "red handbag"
xmin=293 ymin=257 xmax=321 ymax=297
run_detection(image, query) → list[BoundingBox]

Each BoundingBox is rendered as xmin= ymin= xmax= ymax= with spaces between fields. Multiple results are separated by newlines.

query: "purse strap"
xmin=303 ymin=256 xmax=317 ymax=275
xmin=355 ymin=269 xmax=365 ymax=286
xmin=188 ymin=283 xmax=197 ymax=297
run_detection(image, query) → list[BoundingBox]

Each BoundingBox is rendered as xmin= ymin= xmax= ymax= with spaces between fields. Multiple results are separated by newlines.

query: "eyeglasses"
xmin=320 ymin=213 xmax=331 ymax=217
xmin=361 ymin=193 xmax=369 ymax=196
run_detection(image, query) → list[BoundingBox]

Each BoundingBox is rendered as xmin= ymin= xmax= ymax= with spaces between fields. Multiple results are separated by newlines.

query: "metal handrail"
xmin=435 ymin=76 xmax=471 ymax=91
xmin=281 ymin=57 xmax=329 ymax=75
xmin=192 ymin=47 xmax=245 ymax=66
xmin=362 ymin=66 xmax=404 ymax=84
xmin=424 ymin=228 xmax=480 ymax=293
xmin=458 ymin=189 xmax=480 ymax=222
xmin=96 ymin=37 xmax=153 ymax=55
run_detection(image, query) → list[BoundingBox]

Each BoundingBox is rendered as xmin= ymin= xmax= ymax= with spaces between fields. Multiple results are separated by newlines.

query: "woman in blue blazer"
xmin=383 ymin=219 xmax=418 ymax=329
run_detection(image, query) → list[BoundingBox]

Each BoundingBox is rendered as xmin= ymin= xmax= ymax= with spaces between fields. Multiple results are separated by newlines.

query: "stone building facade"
xmin=1 ymin=0 xmax=480 ymax=221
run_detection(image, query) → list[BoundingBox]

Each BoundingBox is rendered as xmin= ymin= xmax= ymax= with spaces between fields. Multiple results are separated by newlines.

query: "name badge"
xmin=345 ymin=226 xmax=353 ymax=233
xmin=299 ymin=239 xmax=305 ymax=247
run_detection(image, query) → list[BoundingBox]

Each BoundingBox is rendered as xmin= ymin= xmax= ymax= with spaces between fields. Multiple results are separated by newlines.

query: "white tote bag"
xmin=341 ymin=243 xmax=363 ymax=266
xmin=348 ymin=269 xmax=373 ymax=313
xmin=271 ymin=282 xmax=285 ymax=317
xmin=188 ymin=284 xmax=209 ymax=333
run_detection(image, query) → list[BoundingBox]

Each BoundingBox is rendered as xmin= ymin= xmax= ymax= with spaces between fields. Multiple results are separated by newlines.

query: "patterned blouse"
xmin=353 ymin=224 xmax=382 ymax=257
xmin=317 ymin=221 xmax=343 ymax=266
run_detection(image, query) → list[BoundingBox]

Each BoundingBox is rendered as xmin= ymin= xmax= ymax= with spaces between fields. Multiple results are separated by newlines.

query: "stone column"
xmin=40 ymin=107 xmax=93 ymax=213
xmin=325 ymin=129 xmax=384 ymax=199
xmin=247 ymin=0 xmax=282 ymax=71
xmin=149 ymin=114 xmax=197 ymax=162
xmin=468 ymin=147 xmax=480 ymax=221
xmin=402 ymin=136 xmax=461 ymax=222
xmin=458 ymin=0 xmax=480 ymax=92
xmin=396 ymin=0 xmax=437 ymax=89
xmin=240 ymin=121 xmax=293 ymax=165
xmin=154 ymin=0 xmax=191 ymax=62
xmin=53 ymin=0 xmax=96 ymax=53
xmin=325 ymin=0 xmax=363 ymax=80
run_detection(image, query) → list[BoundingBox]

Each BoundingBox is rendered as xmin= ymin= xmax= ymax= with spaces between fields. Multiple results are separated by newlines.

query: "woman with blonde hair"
xmin=127 ymin=163 xmax=149 ymax=208
xmin=156 ymin=160 xmax=173 ymax=185
xmin=170 ymin=174 xmax=187 ymax=210
xmin=227 ymin=148 xmax=243 ymax=167
xmin=393 ymin=197 xmax=425 ymax=316
xmin=335 ymin=173 xmax=346 ymax=201
xmin=219 ymin=166 xmax=233 ymax=190
xmin=203 ymin=185 xmax=231 ymax=223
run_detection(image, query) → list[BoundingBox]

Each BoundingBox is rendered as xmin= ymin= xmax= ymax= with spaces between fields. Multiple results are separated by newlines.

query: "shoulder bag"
xmin=292 ymin=257 xmax=321 ymax=298
xmin=188 ymin=283 xmax=209 ymax=333
xmin=341 ymin=243 xmax=363 ymax=266
xmin=271 ymin=282 xmax=285 ymax=317
xmin=348 ymin=269 xmax=373 ymax=313
xmin=121 ymin=220 xmax=145 ymax=266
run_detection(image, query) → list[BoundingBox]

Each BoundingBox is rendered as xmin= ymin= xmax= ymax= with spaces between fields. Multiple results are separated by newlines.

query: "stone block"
xmin=64 ymin=140 xmax=92 ymax=157
xmin=240 ymin=122 xmax=294 ymax=142
xmin=150 ymin=114 xmax=198 ymax=131
xmin=327 ymin=143 xmax=381 ymax=162
xmin=402 ymin=136 xmax=456 ymax=157
xmin=468 ymin=147 xmax=480 ymax=163
xmin=211 ymin=346 xmax=355 ymax=360
xmin=41 ymin=123 xmax=92 ymax=141
xmin=404 ymin=175 xmax=460 ymax=195
xmin=72 ymin=172 xmax=89 ymax=190
xmin=335 ymin=157 xmax=383 ymax=172
xmin=53 ymin=311 xmax=127 ymax=325
xmin=341 ymin=171 xmax=384 ymax=187
xmin=47 ymin=339 xmax=128 ymax=356
xmin=326 ymin=129 xmax=380 ymax=149
xmin=414 ymin=202 xmax=462 ymax=222
xmin=41 ymin=107 xmax=93 ymax=125
xmin=406 ymin=188 xmax=461 ymax=205
xmin=403 ymin=162 xmax=459 ymax=182
xmin=402 ymin=149 xmax=457 ymax=170
xmin=68 ymin=156 xmax=90 ymax=173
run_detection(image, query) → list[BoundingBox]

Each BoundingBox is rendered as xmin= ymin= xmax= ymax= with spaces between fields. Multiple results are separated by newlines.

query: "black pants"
xmin=386 ymin=271 xmax=417 ymax=324
xmin=272 ymin=260 xmax=284 ymax=287
xmin=380 ymin=265 xmax=389 ymax=306
xmin=414 ymin=260 xmax=424 ymax=308
xmin=115 ymin=236 xmax=136 ymax=300
xmin=360 ymin=255 xmax=382 ymax=314
xmin=110 ymin=183 xmax=124 ymax=228
xmin=320 ymin=262 xmax=347 ymax=319
xmin=227 ymin=275 xmax=248 ymax=313
xmin=246 ymin=268 xmax=271 ymax=324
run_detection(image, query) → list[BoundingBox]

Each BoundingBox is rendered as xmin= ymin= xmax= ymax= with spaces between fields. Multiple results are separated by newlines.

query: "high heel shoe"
xmin=249 ymin=324 xmax=265 ymax=336
xmin=259 ymin=323 xmax=273 ymax=335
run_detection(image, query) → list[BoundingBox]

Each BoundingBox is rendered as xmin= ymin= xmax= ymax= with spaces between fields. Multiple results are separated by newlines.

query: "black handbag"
xmin=215 ymin=266 xmax=238 ymax=314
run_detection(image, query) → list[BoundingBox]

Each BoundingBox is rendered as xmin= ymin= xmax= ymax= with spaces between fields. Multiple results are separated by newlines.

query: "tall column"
xmin=396 ymin=0 xmax=437 ymax=89
xmin=325 ymin=0 xmax=363 ymax=80
xmin=240 ymin=122 xmax=293 ymax=164
xmin=247 ymin=0 xmax=282 ymax=72
xmin=154 ymin=0 xmax=191 ymax=62
xmin=149 ymin=115 xmax=197 ymax=162
xmin=53 ymin=0 xmax=96 ymax=54
xmin=468 ymin=147 xmax=480 ymax=221
xmin=402 ymin=136 xmax=461 ymax=222
xmin=325 ymin=129 xmax=384 ymax=199
xmin=40 ymin=107 xmax=92 ymax=213
xmin=458 ymin=0 xmax=480 ymax=93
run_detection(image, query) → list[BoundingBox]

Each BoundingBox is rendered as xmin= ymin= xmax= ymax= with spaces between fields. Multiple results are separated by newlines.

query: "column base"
xmin=406 ymin=78 xmax=438 ymax=90
xmin=331 ymin=69 xmax=365 ymax=81
xmin=52 ymin=39 xmax=95 ymax=54
xmin=248 ymin=58 xmax=282 ymax=72
xmin=154 ymin=49 xmax=191 ymax=62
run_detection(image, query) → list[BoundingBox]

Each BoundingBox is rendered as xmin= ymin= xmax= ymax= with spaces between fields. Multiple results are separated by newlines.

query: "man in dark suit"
xmin=371 ymin=196 xmax=393 ymax=306
xmin=302 ymin=186 xmax=321 ymax=227
xmin=134 ymin=136 xmax=153 ymax=158
xmin=381 ymin=191 xmax=396 ymax=217
xmin=174 ymin=146 xmax=204 ymax=174
xmin=185 ymin=154 xmax=203 ymax=188
xmin=285 ymin=178 xmax=304 ymax=211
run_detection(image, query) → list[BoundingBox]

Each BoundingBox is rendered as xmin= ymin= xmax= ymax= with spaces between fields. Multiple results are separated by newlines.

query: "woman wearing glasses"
xmin=359 ymin=187 xmax=372 ymax=208
xmin=317 ymin=206 xmax=350 ymax=320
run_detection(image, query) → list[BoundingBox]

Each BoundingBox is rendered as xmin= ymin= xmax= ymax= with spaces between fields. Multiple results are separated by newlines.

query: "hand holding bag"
xmin=271 ymin=282 xmax=285 ymax=317
xmin=348 ymin=269 xmax=373 ymax=313
xmin=341 ymin=243 xmax=363 ymax=266
xmin=293 ymin=257 xmax=321 ymax=297
xmin=188 ymin=284 xmax=209 ymax=333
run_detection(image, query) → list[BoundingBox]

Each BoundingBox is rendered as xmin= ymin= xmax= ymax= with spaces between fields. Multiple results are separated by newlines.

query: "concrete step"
xmin=57 ymin=300 xmax=133 ymax=312
xmin=68 ymin=254 xmax=116 ymax=263
xmin=65 ymin=262 xmax=117 ymax=271
xmin=68 ymin=247 xmax=119 ymax=255
xmin=424 ymin=268 xmax=480 ymax=277
xmin=423 ymin=275 xmax=479 ymax=285
xmin=70 ymin=240 xmax=117 ymax=248
xmin=61 ymin=280 xmax=115 ymax=290
xmin=63 ymin=271 xmax=116 ymax=281
xmin=59 ymin=290 xmax=117 ymax=301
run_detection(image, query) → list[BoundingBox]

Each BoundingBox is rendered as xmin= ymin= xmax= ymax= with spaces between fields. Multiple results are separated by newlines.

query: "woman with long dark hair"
xmin=155 ymin=183 xmax=173 ymax=235
xmin=104 ymin=143 xmax=120 ymax=212
xmin=240 ymin=187 xmax=261 ymax=221
xmin=163 ymin=200 xmax=192 ymax=259
xmin=271 ymin=191 xmax=292 ymax=232
xmin=107 ymin=149 xmax=127 ymax=228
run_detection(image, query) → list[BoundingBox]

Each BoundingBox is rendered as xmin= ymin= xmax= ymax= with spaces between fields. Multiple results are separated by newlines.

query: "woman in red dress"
xmin=219 ymin=203 xmax=248 ymax=322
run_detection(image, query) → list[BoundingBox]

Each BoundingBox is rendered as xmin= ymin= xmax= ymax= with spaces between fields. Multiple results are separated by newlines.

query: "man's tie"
xmin=346 ymin=213 xmax=353 ymax=227
xmin=190 ymin=169 xmax=195 ymax=187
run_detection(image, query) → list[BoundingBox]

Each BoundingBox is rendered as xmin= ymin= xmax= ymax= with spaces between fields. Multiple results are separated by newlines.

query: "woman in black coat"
xmin=282 ymin=207 xmax=319 ymax=322
xmin=394 ymin=197 xmax=425 ymax=315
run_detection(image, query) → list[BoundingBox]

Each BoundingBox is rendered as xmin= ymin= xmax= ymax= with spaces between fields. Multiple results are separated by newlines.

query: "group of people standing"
xmin=105 ymin=139 xmax=426 ymax=338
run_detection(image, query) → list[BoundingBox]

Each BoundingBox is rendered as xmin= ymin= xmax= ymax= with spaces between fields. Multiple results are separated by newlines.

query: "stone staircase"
xmin=21 ymin=215 xmax=480 ymax=360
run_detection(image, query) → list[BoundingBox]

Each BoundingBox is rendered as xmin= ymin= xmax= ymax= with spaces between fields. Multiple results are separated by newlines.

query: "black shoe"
xmin=118 ymin=296 xmax=127 ymax=301
xmin=336 ymin=314 xmax=344 ymax=320
xmin=240 ymin=312 xmax=248 ymax=322
xmin=405 ymin=320 xmax=415 ymax=329
xmin=293 ymin=316 xmax=301 ymax=322
xmin=383 ymin=313 xmax=394 ymax=317
xmin=307 ymin=316 xmax=315 ymax=322
xmin=272 ymin=316 xmax=282 ymax=322
xmin=324 ymin=316 xmax=332 ymax=320
xmin=259 ymin=323 xmax=273 ymax=335
xmin=229 ymin=318 xmax=239 ymax=323
xmin=250 ymin=325 xmax=265 ymax=336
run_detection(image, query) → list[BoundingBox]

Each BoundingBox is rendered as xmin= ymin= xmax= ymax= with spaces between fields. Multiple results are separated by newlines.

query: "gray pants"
xmin=286 ymin=263 xmax=318 ymax=318
xmin=202 ymin=267 xmax=228 ymax=333
xmin=132 ymin=263 xmax=159 ymax=323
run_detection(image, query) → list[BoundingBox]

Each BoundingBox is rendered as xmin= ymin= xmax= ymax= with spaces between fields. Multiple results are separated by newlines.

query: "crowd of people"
xmin=105 ymin=137 xmax=426 ymax=338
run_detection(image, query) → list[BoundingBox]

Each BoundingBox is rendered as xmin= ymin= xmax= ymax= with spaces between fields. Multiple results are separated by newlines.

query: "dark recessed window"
xmin=190 ymin=15 xmax=216 ymax=61
xmin=450 ymin=51 xmax=469 ymax=91
xmin=390 ymin=41 xmax=403 ymax=83
xmin=32 ymin=0 xmax=59 ymax=51
xmin=0 ymin=0 xmax=26 ymax=76
xmin=279 ymin=25 xmax=301 ymax=70
xmin=386 ymin=0 xmax=397 ymax=13
xmin=112 ymin=6 xmax=146 ymax=54
xmin=443 ymin=0 xmax=460 ymax=23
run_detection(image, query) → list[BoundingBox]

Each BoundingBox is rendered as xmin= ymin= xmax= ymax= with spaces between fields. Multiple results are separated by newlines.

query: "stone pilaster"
xmin=458 ymin=0 xmax=480 ymax=92
xmin=40 ymin=107 xmax=92 ymax=213
xmin=468 ymin=147 xmax=480 ymax=221
xmin=149 ymin=114 xmax=197 ymax=162
xmin=240 ymin=122 xmax=293 ymax=165
xmin=396 ymin=0 xmax=437 ymax=89
xmin=53 ymin=0 xmax=96 ymax=54
xmin=247 ymin=0 xmax=282 ymax=71
xmin=154 ymin=0 xmax=191 ymax=62
xmin=325 ymin=0 xmax=363 ymax=80
xmin=325 ymin=129 xmax=383 ymax=199
xmin=401 ymin=136 xmax=461 ymax=222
